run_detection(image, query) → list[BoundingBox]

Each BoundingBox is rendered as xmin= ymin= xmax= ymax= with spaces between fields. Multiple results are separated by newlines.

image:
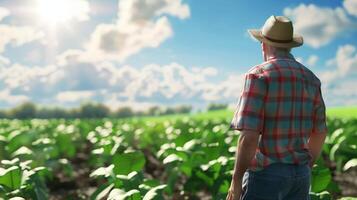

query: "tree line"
xmin=0 ymin=102 xmax=228 ymax=119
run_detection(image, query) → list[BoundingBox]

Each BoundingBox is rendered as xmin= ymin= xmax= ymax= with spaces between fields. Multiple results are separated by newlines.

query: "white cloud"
xmin=69 ymin=0 xmax=90 ymax=21
xmin=334 ymin=45 xmax=357 ymax=76
xmin=0 ymin=55 xmax=10 ymax=66
xmin=83 ymin=17 xmax=173 ymax=62
xmin=307 ymin=55 xmax=319 ymax=67
xmin=201 ymin=75 xmax=243 ymax=101
xmin=0 ymin=57 xmax=244 ymax=109
xmin=74 ymin=0 xmax=190 ymax=62
xmin=320 ymin=44 xmax=357 ymax=82
xmin=322 ymin=79 xmax=357 ymax=106
xmin=0 ymin=89 xmax=29 ymax=105
xmin=0 ymin=25 xmax=44 ymax=53
xmin=294 ymin=55 xmax=318 ymax=67
xmin=284 ymin=4 xmax=355 ymax=48
xmin=318 ymin=44 xmax=357 ymax=106
xmin=0 ymin=7 xmax=10 ymax=22
xmin=330 ymin=80 xmax=357 ymax=96
xmin=118 ymin=0 xmax=190 ymax=25
xmin=343 ymin=0 xmax=357 ymax=17
xmin=0 ymin=6 xmax=44 ymax=54
xmin=56 ymin=90 xmax=95 ymax=103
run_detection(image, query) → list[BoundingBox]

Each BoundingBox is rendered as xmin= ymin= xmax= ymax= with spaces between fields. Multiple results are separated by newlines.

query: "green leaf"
xmin=56 ymin=133 xmax=76 ymax=157
xmin=196 ymin=171 xmax=214 ymax=186
xmin=116 ymin=171 xmax=143 ymax=191
xmin=139 ymin=179 xmax=161 ymax=191
xmin=163 ymin=154 xmax=182 ymax=165
xmin=182 ymin=139 xmax=198 ymax=151
xmin=91 ymin=183 xmax=114 ymax=200
xmin=11 ymin=146 xmax=33 ymax=157
xmin=116 ymin=171 xmax=138 ymax=180
xmin=7 ymin=130 xmax=34 ymax=153
xmin=90 ymin=165 xmax=114 ymax=178
xmin=112 ymin=151 xmax=145 ymax=175
xmin=311 ymin=165 xmax=331 ymax=193
xmin=328 ymin=128 xmax=344 ymax=144
xmin=0 ymin=166 xmax=22 ymax=190
xmin=309 ymin=191 xmax=332 ymax=200
xmin=107 ymin=189 xmax=141 ymax=200
xmin=31 ymin=173 xmax=48 ymax=200
xmin=325 ymin=180 xmax=341 ymax=194
xmin=9 ymin=197 xmax=26 ymax=200
xmin=343 ymin=158 xmax=357 ymax=171
xmin=1 ymin=158 xmax=20 ymax=166
xmin=143 ymin=185 xmax=166 ymax=200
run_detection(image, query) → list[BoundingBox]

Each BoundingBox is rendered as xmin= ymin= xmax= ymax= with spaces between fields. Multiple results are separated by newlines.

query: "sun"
xmin=36 ymin=0 xmax=88 ymax=25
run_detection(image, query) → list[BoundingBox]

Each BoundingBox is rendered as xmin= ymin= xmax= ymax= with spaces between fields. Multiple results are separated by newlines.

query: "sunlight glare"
xmin=36 ymin=0 xmax=87 ymax=25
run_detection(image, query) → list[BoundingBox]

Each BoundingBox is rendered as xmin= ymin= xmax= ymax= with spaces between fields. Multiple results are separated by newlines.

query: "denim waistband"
xmin=249 ymin=163 xmax=310 ymax=178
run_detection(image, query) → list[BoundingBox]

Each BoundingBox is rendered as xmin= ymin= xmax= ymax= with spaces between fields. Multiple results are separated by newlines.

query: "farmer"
xmin=226 ymin=16 xmax=328 ymax=200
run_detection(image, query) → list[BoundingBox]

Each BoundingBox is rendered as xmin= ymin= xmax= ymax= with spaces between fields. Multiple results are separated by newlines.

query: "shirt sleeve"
xmin=230 ymin=73 xmax=266 ymax=132
xmin=312 ymin=86 xmax=328 ymax=134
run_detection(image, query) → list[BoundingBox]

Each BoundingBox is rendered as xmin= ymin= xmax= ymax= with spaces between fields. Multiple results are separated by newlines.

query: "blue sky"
xmin=0 ymin=0 xmax=356 ymax=110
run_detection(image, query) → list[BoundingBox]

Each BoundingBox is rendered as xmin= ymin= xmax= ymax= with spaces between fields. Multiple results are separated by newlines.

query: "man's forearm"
xmin=232 ymin=130 xmax=259 ymax=181
xmin=308 ymin=132 xmax=327 ymax=166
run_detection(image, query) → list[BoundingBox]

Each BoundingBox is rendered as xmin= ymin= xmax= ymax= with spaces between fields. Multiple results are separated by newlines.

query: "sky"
xmin=0 ymin=0 xmax=356 ymax=110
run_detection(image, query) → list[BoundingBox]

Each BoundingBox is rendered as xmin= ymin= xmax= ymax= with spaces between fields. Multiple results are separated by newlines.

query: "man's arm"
xmin=308 ymin=132 xmax=327 ymax=167
xmin=232 ymin=130 xmax=259 ymax=182
xmin=227 ymin=73 xmax=265 ymax=200
xmin=308 ymin=86 xmax=328 ymax=167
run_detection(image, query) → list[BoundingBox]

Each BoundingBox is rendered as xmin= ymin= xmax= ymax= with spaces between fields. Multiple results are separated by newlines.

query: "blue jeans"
xmin=241 ymin=163 xmax=311 ymax=200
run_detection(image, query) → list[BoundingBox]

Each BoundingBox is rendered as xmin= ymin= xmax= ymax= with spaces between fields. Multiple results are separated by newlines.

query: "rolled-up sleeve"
xmin=312 ymin=86 xmax=328 ymax=134
xmin=230 ymin=73 xmax=266 ymax=132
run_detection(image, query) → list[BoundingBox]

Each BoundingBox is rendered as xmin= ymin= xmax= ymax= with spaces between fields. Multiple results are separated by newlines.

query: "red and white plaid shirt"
xmin=230 ymin=51 xmax=328 ymax=171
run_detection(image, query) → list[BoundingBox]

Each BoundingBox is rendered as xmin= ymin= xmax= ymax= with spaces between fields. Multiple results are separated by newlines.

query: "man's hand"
xmin=226 ymin=178 xmax=242 ymax=200
xmin=226 ymin=130 xmax=259 ymax=200
xmin=308 ymin=132 xmax=327 ymax=168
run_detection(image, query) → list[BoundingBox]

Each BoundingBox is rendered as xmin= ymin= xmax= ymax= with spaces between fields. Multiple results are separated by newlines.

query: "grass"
xmin=326 ymin=106 xmax=357 ymax=119
xmin=133 ymin=106 xmax=357 ymax=122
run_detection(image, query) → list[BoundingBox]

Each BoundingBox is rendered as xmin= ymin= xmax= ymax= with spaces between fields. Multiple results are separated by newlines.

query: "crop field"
xmin=0 ymin=108 xmax=357 ymax=200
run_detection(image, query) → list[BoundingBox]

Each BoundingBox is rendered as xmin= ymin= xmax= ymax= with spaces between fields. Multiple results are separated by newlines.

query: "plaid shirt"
xmin=230 ymin=52 xmax=328 ymax=171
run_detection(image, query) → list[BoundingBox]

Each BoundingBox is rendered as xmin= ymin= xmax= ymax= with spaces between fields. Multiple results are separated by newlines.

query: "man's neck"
xmin=266 ymin=50 xmax=294 ymax=61
xmin=262 ymin=44 xmax=294 ymax=61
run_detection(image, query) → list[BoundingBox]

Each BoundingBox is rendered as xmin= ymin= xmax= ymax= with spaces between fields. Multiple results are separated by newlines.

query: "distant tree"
xmin=207 ymin=103 xmax=228 ymax=111
xmin=0 ymin=102 xmax=196 ymax=119
xmin=147 ymin=106 xmax=161 ymax=116
xmin=35 ymin=108 xmax=52 ymax=118
xmin=68 ymin=108 xmax=81 ymax=118
xmin=163 ymin=107 xmax=176 ymax=115
xmin=10 ymin=102 xmax=37 ymax=119
xmin=159 ymin=105 xmax=192 ymax=115
xmin=79 ymin=103 xmax=109 ymax=118
xmin=115 ymin=106 xmax=134 ymax=118
xmin=175 ymin=105 xmax=192 ymax=114
xmin=52 ymin=108 xmax=71 ymax=118
xmin=36 ymin=107 xmax=70 ymax=119
xmin=135 ymin=110 xmax=147 ymax=117
xmin=0 ymin=110 xmax=8 ymax=118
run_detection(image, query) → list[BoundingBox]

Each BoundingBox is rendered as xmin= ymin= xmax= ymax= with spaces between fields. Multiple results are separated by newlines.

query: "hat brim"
xmin=248 ymin=29 xmax=303 ymax=48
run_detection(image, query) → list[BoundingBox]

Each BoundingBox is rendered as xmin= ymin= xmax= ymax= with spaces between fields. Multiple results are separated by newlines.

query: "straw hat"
xmin=248 ymin=15 xmax=303 ymax=48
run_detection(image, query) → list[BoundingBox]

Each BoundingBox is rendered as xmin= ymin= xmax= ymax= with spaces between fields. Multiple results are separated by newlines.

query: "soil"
xmin=46 ymin=146 xmax=356 ymax=199
xmin=334 ymin=168 xmax=357 ymax=197
xmin=323 ymin=154 xmax=357 ymax=198
xmin=46 ymin=143 xmax=208 ymax=200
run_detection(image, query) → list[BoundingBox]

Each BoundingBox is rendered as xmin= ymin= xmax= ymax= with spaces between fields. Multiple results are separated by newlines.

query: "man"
xmin=226 ymin=16 xmax=328 ymax=200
